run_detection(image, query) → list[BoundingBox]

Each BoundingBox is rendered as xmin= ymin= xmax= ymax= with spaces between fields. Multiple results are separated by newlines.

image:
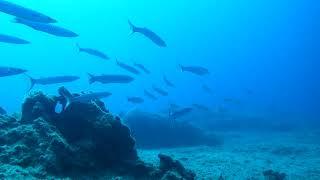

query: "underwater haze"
xmin=0 ymin=0 xmax=317 ymax=117
xmin=0 ymin=0 xmax=319 ymax=179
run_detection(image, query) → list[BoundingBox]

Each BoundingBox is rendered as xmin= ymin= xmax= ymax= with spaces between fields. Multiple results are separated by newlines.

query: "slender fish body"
xmin=116 ymin=59 xmax=140 ymax=75
xmin=77 ymin=44 xmax=109 ymax=60
xmin=163 ymin=75 xmax=175 ymax=87
xmin=152 ymin=85 xmax=168 ymax=96
xmin=169 ymin=107 xmax=193 ymax=120
xmin=192 ymin=104 xmax=210 ymax=111
xmin=71 ymin=92 xmax=112 ymax=103
xmin=88 ymin=73 xmax=134 ymax=84
xmin=14 ymin=17 xmax=78 ymax=37
xmin=179 ymin=64 xmax=209 ymax=76
xmin=144 ymin=90 xmax=157 ymax=100
xmin=128 ymin=20 xmax=167 ymax=47
xmin=58 ymin=87 xmax=111 ymax=109
xmin=26 ymin=75 xmax=80 ymax=90
xmin=169 ymin=103 xmax=180 ymax=111
xmin=202 ymin=84 xmax=212 ymax=94
xmin=0 ymin=0 xmax=56 ymax=23
xmin=127 ymin=96 xmax=144 ymax=104
xmin=0 ymin=66 xmax=27 ymax=77
xmin=134 ymin=63 xmax=151 ymax=74
xmin=0 ymin=34 xmax=30 ymax=44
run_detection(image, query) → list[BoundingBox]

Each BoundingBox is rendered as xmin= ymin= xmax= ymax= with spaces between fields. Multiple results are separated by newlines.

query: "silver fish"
xmin=116 ymin=59 xmax=140 ymax=75
xmin=192 ymin=104 xmax=210 ymax=111
xmin=0 ymin=66 xmax=27 ymax=77
xmin=14 ymin=17 xmax=78 ymax=37
xmin=144 ymin=90 xmax=157 ymax=100
xmin=180 ymin=64 xmax=209 ymax=76
xmin=169 ymin=107 xmax=193 ymax=120
xmin=134 ymin=63 xmax=150 ymax=74
xmin=202 ymin=84 xmax=213 ymax=94
xmin=169 ymin=103 xmax=180 ymax=110
xmin=0 ymin=34 xmax=30 ymax=44
xmin=0 ymin=0 xmax=56 ymax=23
xmin=127 ymin=96 xmax=144 ymax=104
xmin=128 ymin=20 xmax=167 ymax=47
xmin=88 ymin=73 xmax=134 ymax=84
xmin=152 ymin=85 xmax=168 ymax=96
xmin=224 ymin=98 xmax=241 ymax=104
xmin=26 ymin=75 xmax=80 ymax=91
xmin=163 ymin=75 xmax=175 ymax=88
xmin=77 ymin=44 xmax=109 ymax=60
xmin=58 ymin=87 xmax=111 ymax=109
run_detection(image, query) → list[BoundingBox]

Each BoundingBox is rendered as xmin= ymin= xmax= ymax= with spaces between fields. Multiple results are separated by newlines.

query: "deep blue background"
xmin=0 ymin=0 xmax=318 ymax=123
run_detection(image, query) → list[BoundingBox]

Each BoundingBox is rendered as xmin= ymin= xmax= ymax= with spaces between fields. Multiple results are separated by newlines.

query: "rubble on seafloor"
xmin=0 ymin=91 xmax=196 ymax=179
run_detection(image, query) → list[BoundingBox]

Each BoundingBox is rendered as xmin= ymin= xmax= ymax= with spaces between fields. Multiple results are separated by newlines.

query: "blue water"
xmin=0 ymin=0 xmax=319 ymax=123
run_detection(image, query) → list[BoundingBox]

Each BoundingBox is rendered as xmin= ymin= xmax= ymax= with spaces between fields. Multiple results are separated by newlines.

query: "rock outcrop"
xmin=124 ymin=110 xmax=221 ymax=148
xmin=0 ymin=91 xmax=196 ymax=179
xmin=263 ymin=170 xmax=287 ymax=180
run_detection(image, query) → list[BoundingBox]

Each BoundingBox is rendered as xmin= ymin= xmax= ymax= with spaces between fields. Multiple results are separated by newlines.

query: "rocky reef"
xmin=124 ymin=110 xmax=221 ymax=149
xmin=0 ymin=91 xmax=196 ymax=179
xmin=263 ymin=169 xmax=287 ymax=180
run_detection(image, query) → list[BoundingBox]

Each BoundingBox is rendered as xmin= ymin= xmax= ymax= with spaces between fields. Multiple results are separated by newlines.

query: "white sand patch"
xmin=138 ymin=131 xmax=320 ymax=179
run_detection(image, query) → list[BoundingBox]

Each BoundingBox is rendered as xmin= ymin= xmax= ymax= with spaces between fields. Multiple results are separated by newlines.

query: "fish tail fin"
xmin=168 ymin=106 xmax=175 ymax=119
xmin=178 ymin=64 xmax=184 ymax=72
xmin=128 ymin=20 xmax=137 ymax=35
xmin=58 ymin=86 xmax=73 ymax=110
xmin=76 ymin=43 xmax=82 ymax=52
xmin=168 ymin=108 xmax=176 ymax=128
xmin=65 ymin=100 xmax=71 ymax=110
xmin=25 ymin=74 xmax=36 ymax=92
xmin=87 ymin=73 xmax=95 ymax=84
xmin=12 ymin=17 xmax=22 ymax=24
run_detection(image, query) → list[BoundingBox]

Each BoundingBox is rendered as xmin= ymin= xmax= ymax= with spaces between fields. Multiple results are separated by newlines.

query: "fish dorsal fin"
xmin=128 ymin=20 xmax=137 ymax=33
xmin=87 ymin=73 xmax=95 ymax=84
xmin=24 ymin=74 xmax=36 ymax=92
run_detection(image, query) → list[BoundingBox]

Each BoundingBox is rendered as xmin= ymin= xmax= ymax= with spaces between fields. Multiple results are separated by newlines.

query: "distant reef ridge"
xmin=124 ymin=110 xmax=222 ymax=149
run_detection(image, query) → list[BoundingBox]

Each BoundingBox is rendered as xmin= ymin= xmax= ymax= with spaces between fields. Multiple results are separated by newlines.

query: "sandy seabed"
xmin=139 ymin=131 xmax=320 ymax=179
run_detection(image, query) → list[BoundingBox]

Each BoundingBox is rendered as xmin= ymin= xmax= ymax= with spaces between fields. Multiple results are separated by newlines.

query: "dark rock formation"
xmin=158 ymin=154 xmax=196 ymax=180
xmin=0 ymin=110 xmax=67 ymax=178
xmin=0 ymin=91 xmax=196 ymax=179
xmin=0 ymin=106 xmax=6 ymax=115
xmin=263 ymin=170 xmax=287 ymax=180
xmin=124 ymin=110 xmax=221 ymax=148
xmin=21 ymin=91 xmax=57 ymax=122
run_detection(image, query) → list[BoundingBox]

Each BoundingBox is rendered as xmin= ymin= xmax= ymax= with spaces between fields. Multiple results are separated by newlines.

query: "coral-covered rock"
xmin=0 ymin=90 xmax=196 ymax=179
xmin=0 ymin=114 xmax=70 ymax=178
xmin=54 ymin=101 xmax=138 ymax=170
xmin=21 ymin=91 xmax=56 ymax=122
